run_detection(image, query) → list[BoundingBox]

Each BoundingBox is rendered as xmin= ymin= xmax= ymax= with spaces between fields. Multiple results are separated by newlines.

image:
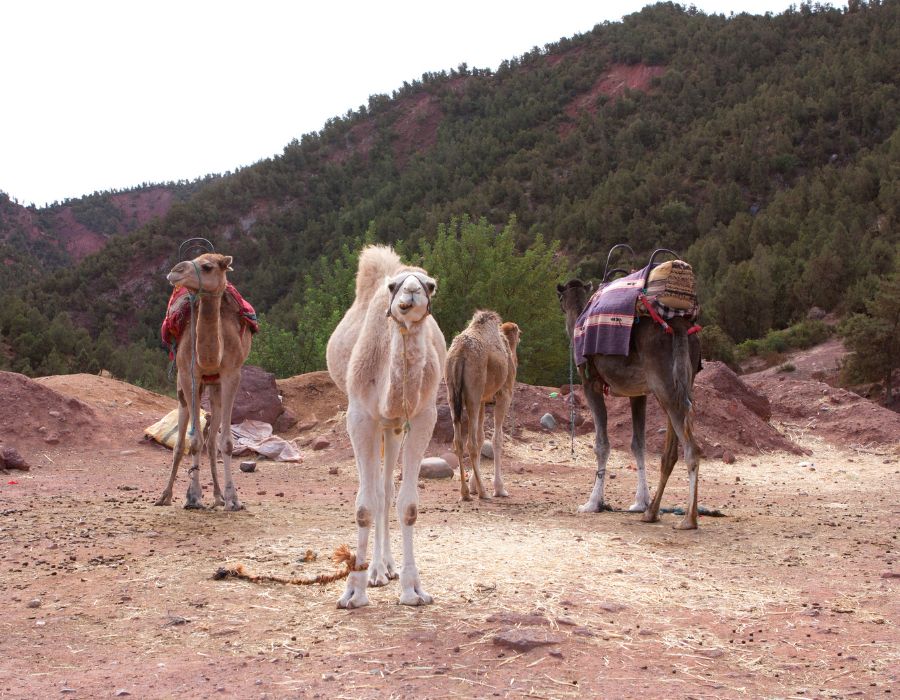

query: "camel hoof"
xmin=399 ymin=589 xmax=433 ymax=606
xmin=628 ymin=502 xmax=648 ymax=513
xmin=460 ymin=493 xmax=472 ymax=502
xmin=494 ymin=488 xmax=509 ymax=498
xmin=224 ymin=501 xmax=244 ymax=512
xmin=673 ymin=519 xmax=698 ymax=530
xmin=183 ymin=502 xmax=205 ymax=510
xmin=578 ymin=501 xmax=606 ymax=513
xmin=641 ymin=511 xmax=660 ymax=523
xmin=154 ymin=495 xmax=172 ymax=507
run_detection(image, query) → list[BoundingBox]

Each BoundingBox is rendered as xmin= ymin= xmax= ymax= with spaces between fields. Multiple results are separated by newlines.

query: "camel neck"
xmin=194 ymin=293 xmax=223 ymax=369
xmin=383 ymin=321 xmax=429 ymax=421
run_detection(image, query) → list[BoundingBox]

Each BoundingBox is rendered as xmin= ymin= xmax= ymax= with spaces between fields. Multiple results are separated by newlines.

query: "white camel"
xmin=326 ymin=245 xmax=446 ymax=608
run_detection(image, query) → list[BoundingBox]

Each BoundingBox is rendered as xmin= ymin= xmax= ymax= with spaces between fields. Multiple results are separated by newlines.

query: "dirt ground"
xmin=1 ymin=354 xmax=898 ymax=699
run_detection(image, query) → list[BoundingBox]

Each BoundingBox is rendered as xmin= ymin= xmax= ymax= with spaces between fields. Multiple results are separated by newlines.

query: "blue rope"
xmin=569 ymin=339 xmax=575 ymax=458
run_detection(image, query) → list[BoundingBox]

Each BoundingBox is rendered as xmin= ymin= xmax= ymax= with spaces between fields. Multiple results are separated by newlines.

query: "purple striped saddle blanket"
xmin=573 ymin=267 xmax=647 ymax=364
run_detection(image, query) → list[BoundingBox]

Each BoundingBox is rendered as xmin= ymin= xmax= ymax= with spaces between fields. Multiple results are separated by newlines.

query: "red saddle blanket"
xmin=160 ymin=283 xmax=259 ymax=360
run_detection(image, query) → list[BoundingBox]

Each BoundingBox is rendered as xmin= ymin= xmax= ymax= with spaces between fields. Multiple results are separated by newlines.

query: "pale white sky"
xmin=1 ymin=0 xmax=840 ymax=207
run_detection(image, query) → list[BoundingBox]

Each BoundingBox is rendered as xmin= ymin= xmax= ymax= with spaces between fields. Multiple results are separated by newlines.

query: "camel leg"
xmin=218 ymin=376 xmax=243 ymax=511
xmin=578 ymin=379 xmax=611 ymax=513
xmin=667 ymin=410 xmax=700 ymax=530
xmin=155 ymin=388 xmax=189 ymax=506
xmin=466 ymin=400 xmax=489 ymax=500
xmin=369 ymin=427 xmax=400 ymax=587
xmin=338 ymin=403 xmax=376 ymax=609
xmin=184 ymin=380 xmax=206 ymax=509
xmin=643 ymin=418 xmax=679 ymax=523
xmin=491 ymin=390 xmax=512 ymax=498
xmin=452 ymin=413 xmax=471 ymax=501
xmin=396 ymin=405 xmax=436 ymax=606
xmin=205 ymin=383 xmax=225 ymax=507
xmin=628 ymin=396 xmax=650 ymax=512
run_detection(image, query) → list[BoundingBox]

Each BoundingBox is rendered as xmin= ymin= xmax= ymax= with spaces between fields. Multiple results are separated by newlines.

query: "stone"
xmin=311 ymin=436 xmax=331 ymax=451
xmin=273 ymin=409 xmax=298 ymax=433
xmin=481 ymin=441 xmax=494 ymax=459
xmin=297 ymin=419 xmax=318 ymax=433
xmin=431 ymin=405 xmax=456 ymax=444
xmin=239 ymin=461 xmax=257 ymax=473
xmin=419 ymin=457 xmax=453 ymax=479
xmin=540 ymin=413 xmax=557 ymax=430
xmin=722 ymin=450 xmax=736 ymax=464
xmin=439 ymin=451 xmax=459 ymax=469
xmin=486 ymin=612 xmax=550 ymax=627
xmin=0 ymin=446 xmax=30 ymax=471
xmin=203 ymin=365 xmax=285 ymax=426
xmin=26 ymin=598 xmax=42 ymax=609
xmin=493 ymin=628 xmax=565 ymax=652
xmin=328 ymin=466 xmax=339 ymax=475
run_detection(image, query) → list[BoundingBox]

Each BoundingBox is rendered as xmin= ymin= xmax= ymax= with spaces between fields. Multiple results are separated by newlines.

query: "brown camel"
xmin=557 ymin=278 xmax=702 ymax=529
xmin=155 ymin=253 xmax=252 ymax=511
xmin=326 ymin=245 xmax=446 ymax=607
xmin=445 ymin=311 xmax=521 ymax=501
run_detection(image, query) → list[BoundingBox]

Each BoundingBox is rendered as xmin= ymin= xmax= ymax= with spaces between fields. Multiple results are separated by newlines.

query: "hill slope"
xmin=1 ymin=2 xmax=897 ymax=387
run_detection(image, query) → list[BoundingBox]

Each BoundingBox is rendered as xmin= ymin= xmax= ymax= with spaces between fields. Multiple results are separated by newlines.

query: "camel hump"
xmin=355 ymin=245 xmax=402 ymax=304
xmin=470 ymin=310 xmax=501 ymax=327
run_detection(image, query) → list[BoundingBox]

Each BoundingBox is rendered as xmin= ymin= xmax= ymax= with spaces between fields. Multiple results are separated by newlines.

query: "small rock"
xmin=239 ymin=461 xmax=257 ymax=473
xmin=27 ymin=598 xmax=42 ymax=609
xmin=48 ymin=410 xmax=61 ymax=418
xmin=297 ymin=420 xmax=319 ymax=432
xmin=493 ymin=628 xmax=565 ymax=651
xmin=439 ymin=451 xmax=459 ymax=469
xmin=797 ymin=461 xmax=814 ymax=468
xmin=481 ymin=442 xmax=494 ymax=460
xmin=275 ymin=492 xmax=284 ymax=497
xmin=115 ymin=691 xmax=132 ymax=697
xmin=311 ymin=437 xmax=331 ymax=451
xmin=273 ymin=409 xmax=299 ymax=433
xmin=322 ymin=673 xmax=336 ymax=682
xmin=881 ymin=571 xmax=900 ymax=579
xmin=119 ymin=449 xmax=137 ymax=456
xmin=44 ymin=434 xmax=60 ymax=445
xmin=722 ymin=451 xmax=735 ymax=464
xmin=420 ymin=458 xmax=453 ymax=479
xmin=540 ymin=413 xmax=557 ymax=431
xmin=328 ymin=466 xmax=339 ymax=475
xmin=598 ymin=601 xmax=625 ymax=613
xmin=0 ymin=446 xmax=30 ymax=471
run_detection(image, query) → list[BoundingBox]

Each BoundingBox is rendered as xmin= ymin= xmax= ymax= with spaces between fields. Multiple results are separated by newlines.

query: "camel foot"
xmin=154 ymin=493 xmax=172 ymax=506
xmin=368 ymin=560 xmax=398 ymax=587
xmin=673 ymin=517 xmax=698 ymax=530
xmin=213 ymin=493 xmax=225 ymax=508
xmin=477 ymin=492 xmax=492 ymax=501
xmin=399 ymin=585 xmax=433 ymax=606
xmin=641 ymin=509 xmax=660 ymax=523
xmin=578 ymin=500 xmax=610 ymax=513
xmin=183 ymin=501 xmax=205 ymax=510
xmin=493 ymin=487 xmax=509 ymax=498
xmin=460 ymin=492 xmax=472 ymax=502
xmin=224 ymin=500 xmax=244 ymax=512
xmin=338 ymin=572 xmax=370 ymax=609
xmin=628 ymin=501 xmax=649 ymax=513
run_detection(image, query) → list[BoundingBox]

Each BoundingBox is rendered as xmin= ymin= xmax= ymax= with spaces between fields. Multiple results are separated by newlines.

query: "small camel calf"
xmin=445 ymin=311 xmax=521 ymax=500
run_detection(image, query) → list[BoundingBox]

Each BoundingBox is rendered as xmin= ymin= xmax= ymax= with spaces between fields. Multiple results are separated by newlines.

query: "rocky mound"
xmin=744 ymin=373 xmax=900 ymax=451
xmin=1 ymin=371 xmax=101 ymax=450
xmin=276 ymin=371 xmax=347 ymax=436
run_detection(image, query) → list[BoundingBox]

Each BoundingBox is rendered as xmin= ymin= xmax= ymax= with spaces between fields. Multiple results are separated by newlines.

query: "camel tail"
xmin=447 ymin=356 xmax=466 ymax=427
xmin=672 ymin=322 xmax=693 ymax=418
xmin=354 ymin=245 xmax=401 ymax=305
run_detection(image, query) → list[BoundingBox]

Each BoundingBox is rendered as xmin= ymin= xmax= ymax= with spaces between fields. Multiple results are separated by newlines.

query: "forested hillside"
xmin=1 ymin=1 xmax=897 ymax=389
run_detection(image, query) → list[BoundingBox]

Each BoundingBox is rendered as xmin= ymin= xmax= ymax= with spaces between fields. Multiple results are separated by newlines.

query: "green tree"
xmin=418 ymin=216 xmax=568 ymax=385
xmin=839 ymin=272 xmax=900 ymax=402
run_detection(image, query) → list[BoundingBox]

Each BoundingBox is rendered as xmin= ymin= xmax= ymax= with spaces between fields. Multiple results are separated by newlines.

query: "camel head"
xmin=386 ymin=269 xmax=436 ymax=328
xmin=167 ymin=253 xmax=233 ymax=294
xmin=557 ymin=279 xmax=593 ymax=341
xmin=500 ymin=321 xmax=521 ymax=355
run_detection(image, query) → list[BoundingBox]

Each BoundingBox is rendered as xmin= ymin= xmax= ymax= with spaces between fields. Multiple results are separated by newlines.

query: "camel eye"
xmin=202 ymin=264 xmax=214 ymax=272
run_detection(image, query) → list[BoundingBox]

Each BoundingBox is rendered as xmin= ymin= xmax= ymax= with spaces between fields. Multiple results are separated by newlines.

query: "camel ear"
xmin=556 ymin=283 xmax=565 ymax=294
xmin=586 ymin=281 xmax=593 ymax=293
xmin=219 ymin=256 xmax=233 ymax=271
xmin=387 ymin=281 xmax=398 ymax=294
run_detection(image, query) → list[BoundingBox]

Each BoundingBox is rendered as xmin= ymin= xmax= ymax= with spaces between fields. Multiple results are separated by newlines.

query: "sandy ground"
xmin=1 ymin=413 xmax=898 ymax=699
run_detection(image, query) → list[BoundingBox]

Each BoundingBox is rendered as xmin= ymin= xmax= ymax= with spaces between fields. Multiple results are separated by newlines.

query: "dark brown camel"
xmin=557 ymin=278 xmax=703 ymax=529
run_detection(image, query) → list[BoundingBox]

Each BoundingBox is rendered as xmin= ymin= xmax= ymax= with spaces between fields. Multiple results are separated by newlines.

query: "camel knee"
xmin=178 ymin=389 xmax=187 ymax=407
xmin=356 ymin=506 xmax=372 ymax=528
xmin=402 ymin=503 xmax=417 ymax=526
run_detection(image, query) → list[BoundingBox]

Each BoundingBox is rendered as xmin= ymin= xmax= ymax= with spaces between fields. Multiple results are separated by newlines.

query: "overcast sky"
xmin=1 ymin=0 xmax=844 ymax=207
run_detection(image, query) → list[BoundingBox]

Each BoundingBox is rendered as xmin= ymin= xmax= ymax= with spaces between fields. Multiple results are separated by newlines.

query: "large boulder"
xmin=203 ymin=365 xmax=284 ymax=426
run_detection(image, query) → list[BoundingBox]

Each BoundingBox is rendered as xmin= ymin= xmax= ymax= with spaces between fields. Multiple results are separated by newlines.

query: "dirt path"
xmin=1 ymin=427 xmax=897 ymax=699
